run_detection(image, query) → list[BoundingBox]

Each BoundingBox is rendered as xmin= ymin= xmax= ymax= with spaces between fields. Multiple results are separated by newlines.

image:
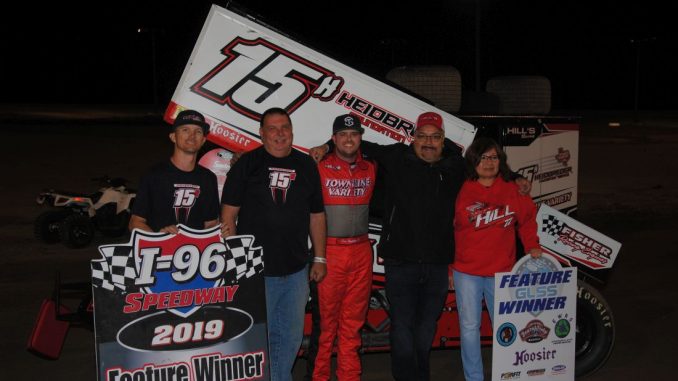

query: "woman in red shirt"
xmin=452 ymin=137 xmax=541 ymax=381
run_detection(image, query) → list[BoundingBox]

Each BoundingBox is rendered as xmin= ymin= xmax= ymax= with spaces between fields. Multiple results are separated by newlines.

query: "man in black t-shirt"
xmin=221 ymin=107 xmax=326 ymax=381
xmin=129 ymin=110 xmax=220 ymax=233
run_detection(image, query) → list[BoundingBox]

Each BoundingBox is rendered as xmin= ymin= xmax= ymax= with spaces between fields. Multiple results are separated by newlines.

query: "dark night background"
xmin=3 ymin=0 xmax=676 ymax=110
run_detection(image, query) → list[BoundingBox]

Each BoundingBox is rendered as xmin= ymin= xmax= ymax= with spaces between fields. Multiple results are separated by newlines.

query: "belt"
xmin=326 ymin=234 xmax=369 ymax=245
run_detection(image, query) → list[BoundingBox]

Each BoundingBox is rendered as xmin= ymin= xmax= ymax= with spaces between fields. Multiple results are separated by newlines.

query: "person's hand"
xmin=230 ymin=151 xmax=243 ymax=166
xmin=309 ymin=144 xmax=329 ymax=163
xmin=220 ymin=224 xmax=232 ymax=238
xmin=529 ymin=247 xmax=542 ymax=258
xmin=515 ymin=177 xmax=532 ymax=195
xmin=448 ymin=272 xmax=455 ymax=290
xmin=159 ymin=225 xmax=179 ymax=234
xmin=309 ymin=262 xmax=327 ymax=282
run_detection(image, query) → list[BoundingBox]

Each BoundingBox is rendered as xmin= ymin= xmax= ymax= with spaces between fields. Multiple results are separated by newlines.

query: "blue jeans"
xmin=265 ymin=266 xmax=310 ymax=381
xmin=385 ymin=262 xmax=449 ymax=381
xmin=453 ymin=270 xmax=495 ymax=381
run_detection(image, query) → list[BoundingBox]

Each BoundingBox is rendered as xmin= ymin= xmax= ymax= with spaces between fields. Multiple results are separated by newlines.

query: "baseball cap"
xmin=416 ymin=111 xmax=444 ymax=131
xmin=172 ymin=110 xmax=210 ymax=135
xmin=332 ymin=114 xmax=364 ymax=134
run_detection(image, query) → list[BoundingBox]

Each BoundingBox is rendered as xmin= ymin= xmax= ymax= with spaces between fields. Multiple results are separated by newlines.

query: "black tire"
xmin=34 ymin=210 xmax=69 ymax=243
xmin=575 ymin=279 xmax=615 ymax=378
xmin=59 ymin=214 xmax=95 ymax=248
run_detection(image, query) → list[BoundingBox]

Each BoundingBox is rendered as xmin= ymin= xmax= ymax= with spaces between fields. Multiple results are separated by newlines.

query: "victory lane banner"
xmin=90 ymin=225 xmax=269 ymax=381
xmin=492 ymin=254 xmax=577 ymax=381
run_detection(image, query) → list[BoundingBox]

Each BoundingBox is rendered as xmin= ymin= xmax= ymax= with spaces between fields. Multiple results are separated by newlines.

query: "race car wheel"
xmin=575 ymin=279 xmax=615 ymax=377
xmin=34 ymin=210 xmax=69 ymax=243
xmin=59 ymin=214 xmax=95 ymax=248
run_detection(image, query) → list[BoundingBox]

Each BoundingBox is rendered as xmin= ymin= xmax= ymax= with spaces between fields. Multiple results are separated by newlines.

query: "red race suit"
xmin=313 ymin=152 xmax=376 ymax=381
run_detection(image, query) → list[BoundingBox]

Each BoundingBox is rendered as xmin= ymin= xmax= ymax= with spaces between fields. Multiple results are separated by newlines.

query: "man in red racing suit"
xmin=312 ymin=114 xmax=376 ymax=381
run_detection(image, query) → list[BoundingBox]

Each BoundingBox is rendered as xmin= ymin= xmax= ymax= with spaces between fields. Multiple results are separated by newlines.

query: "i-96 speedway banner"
xmin=90 ymin=225 xmax=268 ymax=381
xmin=492 ymin=254 xmax=577 ymax=381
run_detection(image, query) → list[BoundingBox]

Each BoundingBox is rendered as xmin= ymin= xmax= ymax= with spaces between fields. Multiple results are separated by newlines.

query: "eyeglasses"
xmin=415 ymin=133 xmax=443 ymax=142
xmin=480 ymin=155 xmax=499 ymax=162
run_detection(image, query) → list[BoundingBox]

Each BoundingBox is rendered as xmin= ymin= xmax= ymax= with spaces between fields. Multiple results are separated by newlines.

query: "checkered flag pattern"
xmin=542 ymin=214 xmax=566 ymax=236
xmin=224 ymin=235 xmax=264 ymax=281
xmin=245 ymin=246 xmax=264 ymax=278
xmin=91 ymin=259 xmax=114 ymax=291
xmin=91 ymin=245 xmax=137 ymax=291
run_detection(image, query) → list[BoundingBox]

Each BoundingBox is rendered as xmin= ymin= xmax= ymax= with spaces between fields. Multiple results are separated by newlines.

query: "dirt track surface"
xmin=1 ymin=108 xmax=676 ymax=380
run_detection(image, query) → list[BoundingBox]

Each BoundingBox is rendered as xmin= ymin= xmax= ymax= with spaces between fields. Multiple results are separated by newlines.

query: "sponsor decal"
xmin=517 ymin=148 xmax=573 ymax=184
xmin=501 ymin=371 xmax=522 ymax=380
xmin=552 ymin=313 xmax=573 ymax=338
xmin=506 ymin=126 xmax=538 ymax=139
xmin=336 ymin=92 xmax=415 ymax=142
xmin=324 ymin=177 xmax=372 ymax=197
xmin=497 ymin=322 xmax=518 ymax=347
xmin=191 ymin=37 xmax=344 ymax=121
xmin=536 ymin=192 xmax=572 ymax=209
xmin=527 ymin=368 xmax=546 ymax=376
xmin=555 ymin=147 xmax=570 ymax=166
xmin=519 ymin=320 xmax=550 ymax=343
xmin=534 ymin=167 xmax=572 ymax=183
xmin=538 ymin=204 xmax=621 ymax=271
xmin=198 ymin=148 xmax=233 ymax=200
xmin=542 ymin=214 xmax=613 ymax=267
xmin=516 ymin=164 xmax=539 ymax=184
xmin=551 ymin=364 xmax=567 ymax=374
xmin=512 ymin=347 xmax=557 ymax=366
xmin=464 ymin=202 xmax=515 ymax=230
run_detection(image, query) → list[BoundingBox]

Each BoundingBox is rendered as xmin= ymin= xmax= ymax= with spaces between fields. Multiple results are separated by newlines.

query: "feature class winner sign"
xmin=91 ymin=225 xmax=268 ymax=381
xmin=492 ymin=254 xmax=577 ymax=381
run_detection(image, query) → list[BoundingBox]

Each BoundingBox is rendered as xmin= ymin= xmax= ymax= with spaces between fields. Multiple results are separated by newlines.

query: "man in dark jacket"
xmin=311 ymin=111 xmax=529 ymax=381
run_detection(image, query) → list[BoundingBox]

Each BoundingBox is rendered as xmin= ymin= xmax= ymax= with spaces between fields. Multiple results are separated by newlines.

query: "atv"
xmin=34 ymin=176 xmax=136 ymax=248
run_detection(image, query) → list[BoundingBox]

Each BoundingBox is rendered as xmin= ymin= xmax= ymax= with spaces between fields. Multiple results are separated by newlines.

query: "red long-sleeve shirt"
xmin=453 ymin=177 xmax=539 ymax=276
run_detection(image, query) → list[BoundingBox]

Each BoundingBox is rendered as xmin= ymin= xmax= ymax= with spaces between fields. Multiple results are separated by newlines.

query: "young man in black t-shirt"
xmin=221 ymin=107 xmax=326 ymax=381
xmin=129 ymin=110 xmax=219 ymax=233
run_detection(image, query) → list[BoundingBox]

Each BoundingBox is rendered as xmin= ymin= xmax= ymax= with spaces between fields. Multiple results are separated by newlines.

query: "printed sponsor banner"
xmin=507 ymin=123 xmax=579 ymax=212
xmin=165 ymin=5 xmax=476 ymax=153
xmin=492 ymin=254 xmax=576 ymax=381
xmin=538 ymin=204 xmax=621 ymax=270
xmin=91 ymin=225 xmax=268 ymax=381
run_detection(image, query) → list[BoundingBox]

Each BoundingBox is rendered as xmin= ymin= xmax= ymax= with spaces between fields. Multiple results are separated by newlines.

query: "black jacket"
xmin=356 ymin=139 xmax=465 ymax=264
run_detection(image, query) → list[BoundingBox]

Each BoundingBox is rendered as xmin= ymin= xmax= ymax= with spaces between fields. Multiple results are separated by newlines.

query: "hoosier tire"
xmin=34 ymin=210 xmax=69 ymax=243
xmin=59 ymin=214 xmax=95 ymax=248
xmin=575 ymin=279 xmax=615 ymax=377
